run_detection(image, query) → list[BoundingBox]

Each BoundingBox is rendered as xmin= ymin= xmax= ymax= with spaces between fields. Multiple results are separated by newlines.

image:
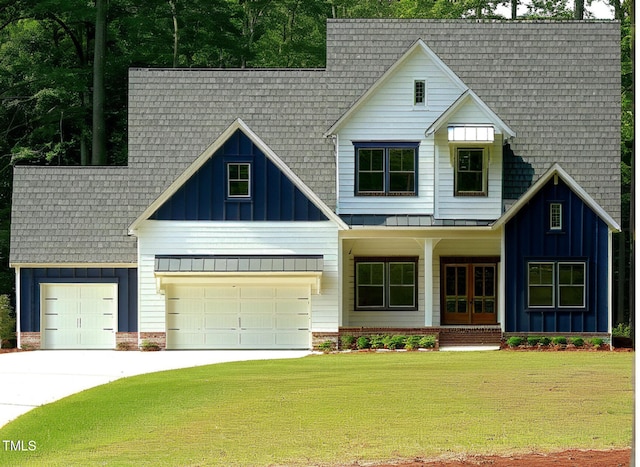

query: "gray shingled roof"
xmin=11 ymin=20 xmax=621 ymax=265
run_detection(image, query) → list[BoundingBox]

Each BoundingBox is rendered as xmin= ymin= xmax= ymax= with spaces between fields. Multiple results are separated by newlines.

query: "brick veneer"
xmin=20 ymin=332 xmax=41 ymax=349
xmin=140 ymin=332 xmax=166 ymax=350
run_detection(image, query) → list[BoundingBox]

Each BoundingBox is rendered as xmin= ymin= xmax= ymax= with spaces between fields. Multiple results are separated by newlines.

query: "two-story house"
xmin=10 ymin=20 xmax=621 ymax=350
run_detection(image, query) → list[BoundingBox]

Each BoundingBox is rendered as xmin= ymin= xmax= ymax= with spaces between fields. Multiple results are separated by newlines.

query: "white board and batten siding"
xmin=336 ymin=47 xmax=464 ymax=215
xmin=136 ymin=220 xmax=340 ymax=336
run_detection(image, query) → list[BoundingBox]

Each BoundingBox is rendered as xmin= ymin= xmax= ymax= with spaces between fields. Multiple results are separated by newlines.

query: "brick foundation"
xmin=116 ymin=332 xmax=138 ymax=350
xmin=311 ymin=332 xmax=339 ymax=350
xmin=140 ymin=332 xmax=166 ymax=350
xmin=20 ymin=332 xmax=41 ymax=350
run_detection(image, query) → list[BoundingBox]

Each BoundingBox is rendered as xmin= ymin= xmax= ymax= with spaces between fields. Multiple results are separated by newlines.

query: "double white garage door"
xmin=41 ymin=283 xmax=117 ymax=350
xmin=165 ymin=285 xmax=311 ymax=350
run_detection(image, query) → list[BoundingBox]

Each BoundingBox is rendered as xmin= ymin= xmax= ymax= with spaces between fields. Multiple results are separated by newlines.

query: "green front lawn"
xmin=0 ymin=352 xmax=633 ymax=466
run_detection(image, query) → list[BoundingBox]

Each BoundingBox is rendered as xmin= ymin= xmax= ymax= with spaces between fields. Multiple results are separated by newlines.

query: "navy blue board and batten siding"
xmin=151 ymin=130 xmax=328 ymax=222
xmin=19 ymin=268 xmax=138 ymax=333
xmin=504 ymin=177 xmax=609 ymax=334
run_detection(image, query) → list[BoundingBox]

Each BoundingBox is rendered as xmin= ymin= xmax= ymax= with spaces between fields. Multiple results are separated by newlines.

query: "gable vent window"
xmin=414 ymin=80 xmax=426 ymax=106
xmin=227 ymin=163 xmax=251 ymax=198
xmin=550 ymin=203 xmax=563 ymax=230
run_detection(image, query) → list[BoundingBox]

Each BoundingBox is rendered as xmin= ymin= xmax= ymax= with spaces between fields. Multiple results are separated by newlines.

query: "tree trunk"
xmin=169 ymin=0 xmax=179 ymax=68
xmin=511 ymin=0 xmax=518 ymax=19
xmin=91 ymin=0 xmax=108 ymax=165
xmin=574 ymin=0 xmax=584 ymax=19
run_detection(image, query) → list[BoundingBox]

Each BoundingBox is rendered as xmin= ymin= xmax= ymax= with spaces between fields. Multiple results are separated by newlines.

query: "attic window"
xmin=227 ymin=163 xmax=251 ymax=198
xmin=414 ymin=80 xmax=426 ymax=106
xmin=448 ymin=125 xmax=495 ymax=143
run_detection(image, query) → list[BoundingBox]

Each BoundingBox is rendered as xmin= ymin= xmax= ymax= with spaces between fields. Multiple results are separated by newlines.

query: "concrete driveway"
xmin=0 ymin=350 xmax=310 ymax=428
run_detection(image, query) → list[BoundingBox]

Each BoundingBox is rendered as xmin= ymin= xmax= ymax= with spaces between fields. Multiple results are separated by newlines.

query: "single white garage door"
xmin=41 ymin=283 xmax=117 ymax=349
xmin=166 ymin=285 xmax=310 ymax=349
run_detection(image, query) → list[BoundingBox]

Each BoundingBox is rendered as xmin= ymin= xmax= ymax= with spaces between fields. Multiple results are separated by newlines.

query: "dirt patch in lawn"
xmin=363 ymin=449 xmax=631 ymax=466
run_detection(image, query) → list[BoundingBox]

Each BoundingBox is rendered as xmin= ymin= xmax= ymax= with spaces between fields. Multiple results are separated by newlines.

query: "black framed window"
xmin=455 ymin=148 xmax=486 ymax=196
xmin=355 ymin=142 xmax=418 ymax=196
xmin=355 ymin=257 xmax=418 ymax=310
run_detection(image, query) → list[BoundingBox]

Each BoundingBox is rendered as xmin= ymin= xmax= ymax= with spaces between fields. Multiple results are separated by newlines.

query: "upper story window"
xmin=414 ymin=80 xmax=426 ymax=106
xmin=549 ymin=202 xmax=563 ymax=230
xmin=227 ymin=163 xmax=251 ymax=198
xmin=455 ymin=148 xmax=487 ymax=196
xmin=355 ymin=142 xmax=419 ymax=196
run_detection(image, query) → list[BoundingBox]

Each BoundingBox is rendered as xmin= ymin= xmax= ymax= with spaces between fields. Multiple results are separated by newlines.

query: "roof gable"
xmin=129 ymin=119 xmax=348 ymax=232
xmin=425 ymin=89 xmax=515 ymax=139
xmin=493 ymin=164 xmax=620 ymax=232
xmin=324 ymin=39 xmax=467 ymax=136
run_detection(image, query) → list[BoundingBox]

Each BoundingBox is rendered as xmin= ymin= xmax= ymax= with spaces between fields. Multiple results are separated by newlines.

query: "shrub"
xmin=370 ymin=335 xmax=386 ymax=349
xmin=140 ymin=340 xmax=161 ymax=352
xmin=405 ymin=335 xmax=422 ymax=350
xmin=318 ymin=340 xmax=335 ymax=353
xmin=570 ymin=337 xmax=584 ymax=347
xmin=527 ymin=336 xmax=541 ymax=346
xmin=0 ymin=295 xmax=16 ymax=348
xmin=384 ymin=335 xmax=407 ymax=350
xmin=589 ymin=337 xmax=604 ymax=348
xmin=356 ymin=336 xmax=370 ymax=350
xmin=506 ymin=336 xmax=523 ymax=348
xmin=612 ymin=323 xmax=631 ymax=338
xmin=539 ymin=337 xmax=552 ymax=346
xmin=419 ymin=335 xmax=436 ymax=348
xmin=340 ymin=334 xmax=355 ymax=350
xmin=552 ymin=336 xmax=567 ymax=345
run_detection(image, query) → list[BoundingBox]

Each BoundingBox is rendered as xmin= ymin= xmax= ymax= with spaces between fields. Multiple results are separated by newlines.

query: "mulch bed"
xmin=357 ymin=449 xmax=631 ymax=466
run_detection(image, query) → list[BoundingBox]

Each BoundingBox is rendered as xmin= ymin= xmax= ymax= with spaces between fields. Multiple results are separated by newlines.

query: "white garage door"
xmin=166 ymin=285 xmax=310 ymax=349
xmin=41 ymin=283 xmax=117 ymax=350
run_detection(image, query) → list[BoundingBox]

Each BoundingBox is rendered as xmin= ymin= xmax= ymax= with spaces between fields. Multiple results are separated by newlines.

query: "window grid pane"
xmin=456 ymin=148 xmax=485 ymax=195
xmin=358 ymin=149 xmax=385 ymax=192
xmin=356 ymin=259 xmax=417 ymax=310
xmin=356 ymin=146 xmax=416 ymax=195
xmin=414 ymin=80 xmax=425 ymax=105
xmin=528 ymin=263 xmax=554 ymax=307
xmin=389 ymin=263 xmax=415 ymax=307
xmin=550 ymin=203 xmax=562 ymax=230
xmin=558 ymin=263 xmax=585 ymax=307
xmin=227 ymin=163 xmax=250 ymax=197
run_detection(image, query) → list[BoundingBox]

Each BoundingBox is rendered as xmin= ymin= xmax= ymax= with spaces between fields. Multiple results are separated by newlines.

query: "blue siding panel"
xmin=19 ymin=268 xmax=138 ymax=333
xmin=151 ymin=130 xmax=328 ymax=222
xmin=505 ymin=178 xmax=610 ymax=334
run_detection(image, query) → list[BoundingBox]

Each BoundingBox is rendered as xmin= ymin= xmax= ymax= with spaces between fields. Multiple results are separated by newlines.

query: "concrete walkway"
xmin=0 ymin=350 xmax=310 ymax=428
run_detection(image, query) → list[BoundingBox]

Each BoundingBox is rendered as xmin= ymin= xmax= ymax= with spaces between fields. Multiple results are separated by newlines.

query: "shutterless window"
xmin=558 ymin=263 xmax=585 ymax=307
xmin=414 ymin=80 xmax=426 ymax=106
xmin=227 ymin=163 xmax=251 ymax=197
xmin=455 ymin=148 xmax=486 ymax=196
xmin=356 ymin=143 xmax=418 ymax=195
xmin=356 ymin=259 xmax=417 ymax=310
xmin=550 ymin=203 xmax=562 ymax=230
xmin=528 ymin=262 xmax=555 ymax=308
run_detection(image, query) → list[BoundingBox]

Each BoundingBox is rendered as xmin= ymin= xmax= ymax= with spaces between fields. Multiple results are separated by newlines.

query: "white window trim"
xmin=227 ymin=162 xmax=251 ymax=198
xmin=527 ymin=262 xmax=555 ymax=309
xmin=550 ymin=203 xmax=563 ymax=230
xmin=414 ymin=79 xmax=426 ymax=107
xmin=527 ymin=261 xmax=587 ymax=309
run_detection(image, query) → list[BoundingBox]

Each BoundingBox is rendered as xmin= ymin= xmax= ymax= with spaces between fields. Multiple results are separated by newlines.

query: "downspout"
xmin=14 ymin=267 xmax=20 ymax=349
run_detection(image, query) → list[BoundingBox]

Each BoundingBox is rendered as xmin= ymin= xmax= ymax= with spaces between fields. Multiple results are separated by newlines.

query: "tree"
xmin=92 ymin=0 xmax=107 ymax=165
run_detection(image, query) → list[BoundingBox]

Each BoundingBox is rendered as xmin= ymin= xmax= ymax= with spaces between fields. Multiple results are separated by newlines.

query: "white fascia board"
xmin=324 ymin=39 xmax=467 ymax=137
xmin=129 ymin=118 xmax=348 ymax=233
xmin=425 ymin=89 xmax=516 ymax=139
xmin=9 ymin=262 xmax=137 ymax=269
xmin=492 ymin=163 xmax=621 ymax=232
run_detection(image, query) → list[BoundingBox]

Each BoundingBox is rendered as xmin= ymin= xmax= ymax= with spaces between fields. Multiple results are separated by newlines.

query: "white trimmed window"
xmin=227 ymin=163 xmax=251 ymax=198
xmin=414 ymin=80 xmax=426 ymax=106
xmin=528 ymin=261 xmax=586 ymax=309
xmin=550 ymin=203 xmax=563 ymax=230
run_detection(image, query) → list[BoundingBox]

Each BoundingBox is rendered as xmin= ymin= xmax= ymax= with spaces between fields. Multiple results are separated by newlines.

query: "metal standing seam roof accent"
xmin=154 ymin=255 xmax=324 ymax=273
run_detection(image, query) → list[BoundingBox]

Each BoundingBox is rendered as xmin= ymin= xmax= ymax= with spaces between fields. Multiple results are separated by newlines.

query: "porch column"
xmin=424 ymin=239 xmax=433 ymax=326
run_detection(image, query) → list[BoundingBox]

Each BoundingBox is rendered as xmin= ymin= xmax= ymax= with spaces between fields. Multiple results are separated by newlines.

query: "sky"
xmin=495 ymin=0 xmax=616 ymax=19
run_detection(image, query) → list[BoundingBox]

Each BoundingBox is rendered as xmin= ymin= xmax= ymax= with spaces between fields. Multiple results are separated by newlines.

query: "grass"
xmin=0 ymin=352 xmax=632 ymax=466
